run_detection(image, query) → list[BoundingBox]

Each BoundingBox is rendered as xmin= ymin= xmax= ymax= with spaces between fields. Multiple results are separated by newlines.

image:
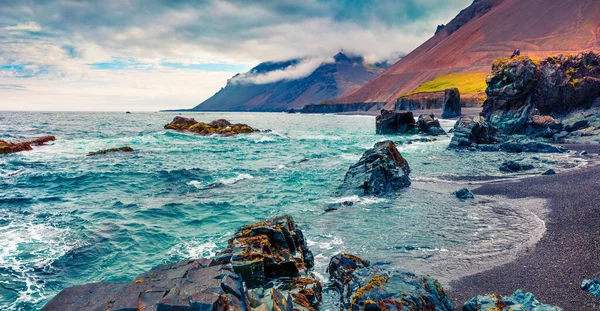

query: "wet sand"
xmin=448 ymin=154 xmax=600 ymax=310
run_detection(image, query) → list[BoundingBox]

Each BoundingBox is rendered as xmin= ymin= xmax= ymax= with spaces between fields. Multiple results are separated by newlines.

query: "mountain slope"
xmin=333 ymin=0 xmax=600 ymax=108
xmin=191 ymin=53 xmax=386 ymax=112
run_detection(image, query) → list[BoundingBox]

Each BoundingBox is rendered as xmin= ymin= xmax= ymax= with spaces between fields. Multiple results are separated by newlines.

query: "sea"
xmin=0 ymin=111 xmax=585 ymax=310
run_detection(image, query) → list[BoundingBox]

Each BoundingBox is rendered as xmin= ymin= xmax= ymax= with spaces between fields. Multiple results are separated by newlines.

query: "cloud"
xmin=231 ymin=57 xmax=332 ymax=85
xmin=0 ymin=0 xmax=474 ymax=110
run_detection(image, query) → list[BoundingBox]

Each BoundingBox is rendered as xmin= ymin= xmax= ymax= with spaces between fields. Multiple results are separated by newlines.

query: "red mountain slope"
xmin=334 ymin=0 xmax=600 ymax=108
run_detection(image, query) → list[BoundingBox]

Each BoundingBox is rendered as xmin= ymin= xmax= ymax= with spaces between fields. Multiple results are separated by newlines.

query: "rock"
xmin=499 ymin=141 xmax=568 ymax=153
xmin=164 ymin=116 xmax=257 ymax=136
xmin=328 ymin=254 xmax=454 ymax=311
xmin=324 ymin=201 xmax=354 ymax=212
xmin=87 ymin=146 xmax=134 ymax=156
xmin=0 ymin=136 xmax=56 ymax=155
xmin=416 ymin=114 xmax=446 ymax=136
xmin=581 ymin=279 xmax=600 ymax=299
xmin=454 ymin=188 xmax=474 ymax=199
xmin=341 ymin=141 xmax=411 ymax=196
xmin=499 ymin=160 xmax=534 ymax=172
xmin=442 ymin=88 xmax=461 ymax=118
xmin=564 ymin=120 xmax=589 ymax=133
xmin=542 ymin=169 xmax=556 ymax=175
xmin=448 ymin=116 xmax=497 ymax=149
xmin=579 ymin=150 xmax=588 ymax=155
xmin=463 ymin=290 xmax=564 ymax=311
xmin=376 ymin=110 xmax=417 ymax=135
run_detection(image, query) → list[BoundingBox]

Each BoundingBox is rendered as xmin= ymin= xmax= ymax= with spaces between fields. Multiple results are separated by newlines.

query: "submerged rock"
xmin=328 ymin=254 xmax=454 ymax=311
xmin=87 ymin=146 xmax=134 ymax=156
xmin=454 ymin=188 xmax=474 ymax=200
xmin=442 ymin=88 xmax=461 ymax=118
xmin=581 ymin=279 xmax=600 ymax=299
xmin=376 ymin=110 xmax=417 ymax=135
xmin=0 ymin=136 xmax=56 ymax=155
xmin=164 ymin=116 xmax=257 ymax=136
xmin=416 ymin=114 xmax=446 ymax=136
xmin=499 ymin=160 xmax=534 ymax=172
xmin=341 ymin=141 xmax=411 ymax=196
xmin=448 ymin=116 xmax=497 ymax=149
xmin=463 ymin=290 xmax=564 ymax=311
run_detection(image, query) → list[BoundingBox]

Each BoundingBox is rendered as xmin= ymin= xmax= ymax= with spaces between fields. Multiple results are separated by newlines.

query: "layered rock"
xmin=87 ymin=146 xmax=134 ymax=156
xmin=463 ymin=290 xmax=563 ymax=311
xmin=448 ymin=116 xmax=497 ymax=149
xmin=376 ymin=110 xmax=417 ymax=135
xmin=341 ymin=141 xmax=411 ymax=196
xmin=416 ymin=114 xmax=446 ymax=136
xmin=164 ymin=116 xmax=257 ymax=136
xmin=441 ymin=88 xmax=461 ymax=118
xmin=483 ymin=53 xmax=600 ymax=136
xmin=328 ymin=254 xmax=454 ymax=311
xmin=0 ymin=136 xmax=56 ymax=154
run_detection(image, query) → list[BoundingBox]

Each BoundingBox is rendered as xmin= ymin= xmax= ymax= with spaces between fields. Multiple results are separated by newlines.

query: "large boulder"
xmin=0 ymin=136 xmax=56 ymax=155
xmin=165 ymin=116 xmax=257 ymax=136
xmin=416 ymin=114 xmax=446 ymax=136
xmin=328 ymin=254 xmax=454 ymax=311
xmin=341 ymin=141 xmax=411 ymax=196
xmin=448 ymin=116 xmax=497 ymax=149
xmin=376 ymin=110 xmax=417 ymax=135
xmin=463 ymin=290 xmax=563 ymax=311
xmin=441 ymin=88 xmax=461 ymax=118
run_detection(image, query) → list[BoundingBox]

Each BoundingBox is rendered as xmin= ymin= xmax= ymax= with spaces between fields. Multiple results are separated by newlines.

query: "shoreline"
xmin=448 ymin=148 xmax=600 ymax=310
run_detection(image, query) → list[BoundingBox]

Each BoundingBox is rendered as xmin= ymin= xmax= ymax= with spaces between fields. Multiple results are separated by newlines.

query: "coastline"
xmin=333 ymin=107 xmax=483 ymax=118
xmin=448 ymin=146 xmax=600 ymax=310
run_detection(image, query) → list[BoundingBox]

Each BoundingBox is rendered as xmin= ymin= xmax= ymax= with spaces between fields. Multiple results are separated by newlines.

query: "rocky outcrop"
xmin=454 ymin=188 xmax=474 ymax=200
xmin=0 ymin=136 xmax=56 ymax=154
xmin=463 ymin=290 xmax=563 ymax=311
xmin=376 ymin=110 xmax=417 ymax=135
xmin=301 ymin=102 xmax=384 ymax=114
xmin=448 ymin=116 xmax=497 ymax=149
xmin=328 ymin=254 xmax=454 ymax=311
xmin=341 ymin=141 xmax=411 ymax=196
xmin=43 ymin=215 xmax=322 ymax=311
xmin=582 ymin=279 xmax=600 ymax=299
xmin=396 ymin=91 xmax=479 ymax=112
xmin=416 ymin=114 xmax=446 ymax=136
xmin=499 ymin=160 xmax=534 ymax=172
xmin=442 ymin=88 xmax=461 ymax=118
xmin=164 ymin=116 xmax=257 ymax=136
xmin=87 ymin=146 xmax=134 ymax=156
xmin=483 ymin=53 xmax=600 ymax=136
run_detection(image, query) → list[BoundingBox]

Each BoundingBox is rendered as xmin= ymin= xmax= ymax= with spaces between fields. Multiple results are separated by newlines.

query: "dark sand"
xmin=449 ymin=154 xmax=600 ymax=310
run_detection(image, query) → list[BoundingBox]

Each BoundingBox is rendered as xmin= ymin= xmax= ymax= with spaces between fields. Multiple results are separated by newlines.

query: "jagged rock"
xmin=328 ymin=254 xmax=454 ymax=311
xmin=448 ymin=116 xmax=497 ymax=149
xmin=483 ymin=53 xmax=600 ymax=136
xmin=0 ymin=136 xmax=56 ymax=155
xmin=164 ymin=116 xmax=257 ymax=136
xmin=499 ymin=160 xmax=534 ymax=172
xmin=416 ymin=114 xmax=446 ymax=136
xmin=463 ymin=290 xmax=564 ymax=311
xmin=542 ymin=169 xmax=556 ymax=175
xmin=442 ymin=88 xmax=461 ymax=118
xmin=87 ymin=146 xmax=134 ymax=156
xmin=376 ymin=110 xmax=417 ymax=135
xmin=581 ymin=279 xmax=600 ymax=299
xmin=454 ymin=188 xmax=474 ymax=200
xmin=341 ymin=141 xmax=411 ymax=196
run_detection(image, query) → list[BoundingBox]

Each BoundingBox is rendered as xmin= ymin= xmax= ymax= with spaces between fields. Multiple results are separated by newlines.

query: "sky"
xmin=0 ymin=0 xmax=473 ymax=111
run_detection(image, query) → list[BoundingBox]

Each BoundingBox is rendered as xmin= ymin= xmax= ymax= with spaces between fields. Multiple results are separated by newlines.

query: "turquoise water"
xmin=0 ymin=112 xmax=583 ymax=310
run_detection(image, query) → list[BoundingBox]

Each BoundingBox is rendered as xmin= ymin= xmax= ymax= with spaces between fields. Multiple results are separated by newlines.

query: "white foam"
xmin=330 ymin=195 xmax=387 ymax=205
xmin=167 ymin=240 xmax=217 ymax=259
xmin=253 ymin=136 xmax=276 ymax=143
xmin=220 ymin=173 xmax=254 ymax=185
xmin=187 ymin=180 xmax=202 ymax=188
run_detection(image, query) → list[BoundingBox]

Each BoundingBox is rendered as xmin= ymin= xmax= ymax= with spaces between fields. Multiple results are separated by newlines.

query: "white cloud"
xmin=3 ymin=22 xmax=43 ymax=32
xmin=231 ymin=57 xmax=331 ymax=85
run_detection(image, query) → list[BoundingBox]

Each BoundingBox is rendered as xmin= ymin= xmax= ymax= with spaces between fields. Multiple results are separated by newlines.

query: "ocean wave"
xmin=219 ymin=173 xmax=254 ymax=185
xmin=330 ymin=195 xmax=387 ymax=205
xmin=166 ymin=240 xmax=218 ymax=260
xmin=252 ymin=136 xmax=277 ymax=143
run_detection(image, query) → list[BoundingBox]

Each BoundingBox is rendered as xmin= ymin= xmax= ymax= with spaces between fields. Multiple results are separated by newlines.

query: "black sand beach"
xmin=449 ymin=146 xmax=600 ymax=310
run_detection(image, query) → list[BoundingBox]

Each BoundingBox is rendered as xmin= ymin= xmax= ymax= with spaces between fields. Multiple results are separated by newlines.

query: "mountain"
xmin=332 ymin=0 xmax=600 ymax=109
xmin=190 ymin=53 xmax=387 ymax=112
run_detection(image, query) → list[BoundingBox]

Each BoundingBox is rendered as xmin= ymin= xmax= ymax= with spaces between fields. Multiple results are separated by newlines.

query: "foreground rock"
xmin=441 ymin=88 xmax=461 ymax=118
xmin=376 ymin=110 xmax=417 ymax=135
xmin=581 ymin=279 xmax=600 ymax=299
xmin=164 ymin=116 xmax=258 ymax=136
xmin=463 ymin=290 xmax=563 ymax=311
xmin=499 ymin=160 xmax=534 ymax=172
xmin=0 ymin=136 xmax=56 ymax=154
xmin=328 ymin=254 xmax=454 ymax=311
xmin=43 ymin=215 xmax=322 ymax=311
xmin=454 ymin=188 xmax=474 ymax=200
xmin=341 ymin=141 xmax=411 ymax=196
xmin=87 ymin=146 xmax=134 ymax=156
xmin=448 ymin=116 xmax=497 ymax=149
xmin=416 ymin=114 xmax=446 ymax=136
